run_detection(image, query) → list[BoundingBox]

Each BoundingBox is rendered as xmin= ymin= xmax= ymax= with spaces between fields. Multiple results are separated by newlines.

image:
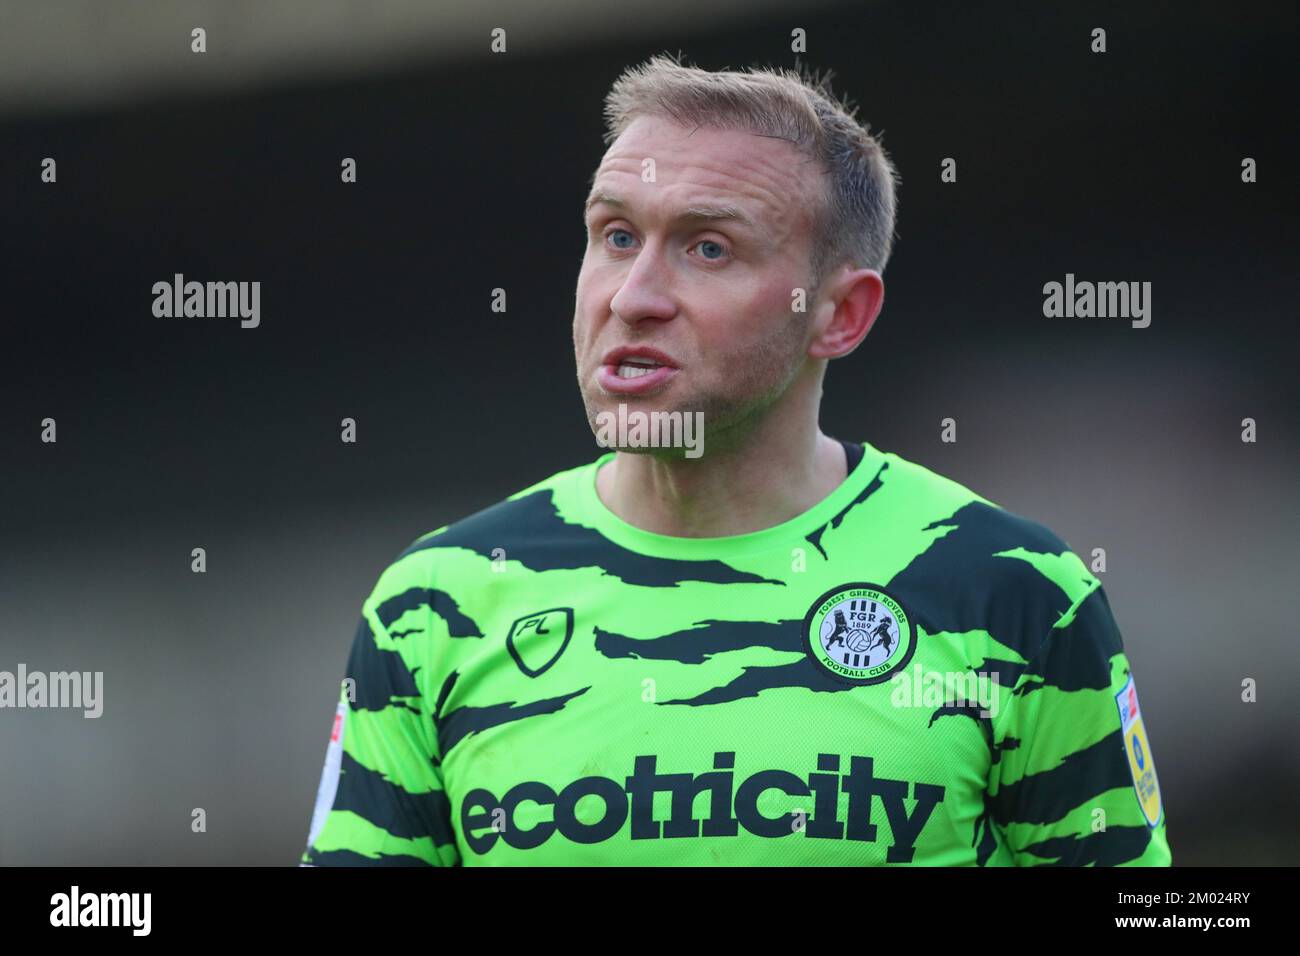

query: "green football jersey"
xmin=302 ymin=439 xmax=1171 ymax=866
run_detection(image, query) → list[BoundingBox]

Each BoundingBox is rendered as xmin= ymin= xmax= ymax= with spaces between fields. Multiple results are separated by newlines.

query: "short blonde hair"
xmin=601 ymin=52 xmax=899 ymax=290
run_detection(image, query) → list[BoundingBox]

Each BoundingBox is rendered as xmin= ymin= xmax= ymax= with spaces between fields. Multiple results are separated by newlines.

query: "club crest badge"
xmin=804 ymin=583 xmax=915 ymax=685
xmin=1115 ymin=674 xmax=1163 ymax=828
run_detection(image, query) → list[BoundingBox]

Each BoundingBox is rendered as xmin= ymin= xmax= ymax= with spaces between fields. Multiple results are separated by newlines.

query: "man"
xmin=302 ymin=54 xmax=1170 ymax=866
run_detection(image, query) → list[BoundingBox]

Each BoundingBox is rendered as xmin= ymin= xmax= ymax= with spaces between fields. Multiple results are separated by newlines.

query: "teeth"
xmin=617 ymin=364 xmax=656 ymax=379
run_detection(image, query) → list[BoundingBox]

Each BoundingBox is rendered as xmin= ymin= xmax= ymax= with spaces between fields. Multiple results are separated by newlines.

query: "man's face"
xmin=574 ymin=115 xmax=824 ymax=451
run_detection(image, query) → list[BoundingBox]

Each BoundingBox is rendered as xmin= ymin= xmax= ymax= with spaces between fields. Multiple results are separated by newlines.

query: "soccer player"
xmin=301 ymin=54 xmax=1170 ymax=866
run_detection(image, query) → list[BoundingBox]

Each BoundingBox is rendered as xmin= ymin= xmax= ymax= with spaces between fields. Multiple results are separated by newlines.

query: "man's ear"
xmin=808 ymin=268 xmax=884 ymax=360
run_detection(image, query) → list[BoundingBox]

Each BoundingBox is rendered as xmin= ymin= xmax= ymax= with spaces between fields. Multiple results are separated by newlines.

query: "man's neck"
xmin=594 ymin=428 xmax=848 ymax=538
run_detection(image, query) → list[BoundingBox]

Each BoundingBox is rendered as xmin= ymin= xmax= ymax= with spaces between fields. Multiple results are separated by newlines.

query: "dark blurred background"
xmin=1 ymin=0 xmax=1296 ymax=865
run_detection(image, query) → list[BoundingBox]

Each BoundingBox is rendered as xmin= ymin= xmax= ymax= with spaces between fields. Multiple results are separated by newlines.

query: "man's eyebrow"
xmin=583 ymin=192 xmax=761 ymax=232
xmin=584 ymin=191 xmax=621 ymax=214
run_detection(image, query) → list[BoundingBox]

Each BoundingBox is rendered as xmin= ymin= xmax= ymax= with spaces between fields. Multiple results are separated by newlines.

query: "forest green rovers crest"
xmin=804 ymin=583 xmax=916 ymax=685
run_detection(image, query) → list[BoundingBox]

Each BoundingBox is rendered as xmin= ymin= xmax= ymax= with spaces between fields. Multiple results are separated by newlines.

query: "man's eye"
xmin=606 ymin=229 xmax=636 ymax=250
xmin=694 ymin=239 xmax=728 ymax=261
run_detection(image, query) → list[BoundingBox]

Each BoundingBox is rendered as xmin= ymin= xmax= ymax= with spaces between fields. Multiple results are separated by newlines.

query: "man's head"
xmin=574 ymin=54 xmax=898 ymax=457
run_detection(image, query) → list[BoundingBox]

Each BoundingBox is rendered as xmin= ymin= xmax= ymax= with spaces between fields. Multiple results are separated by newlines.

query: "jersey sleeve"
xmin=987 ymin=577 xmax=1171 ymax=866
xmin=301 ymin=555 xmax=460 ymax=866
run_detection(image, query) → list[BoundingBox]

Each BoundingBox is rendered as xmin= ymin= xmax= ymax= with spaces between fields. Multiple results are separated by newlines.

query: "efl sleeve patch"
xmin=306 ymin=699 xmax=347 ymax=849
xmin=1115 ymin=675 xmax=1163 ymax=828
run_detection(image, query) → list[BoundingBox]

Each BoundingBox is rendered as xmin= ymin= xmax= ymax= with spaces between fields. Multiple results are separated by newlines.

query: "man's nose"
xmin=609 ymin=238 xmax=677 ymax=325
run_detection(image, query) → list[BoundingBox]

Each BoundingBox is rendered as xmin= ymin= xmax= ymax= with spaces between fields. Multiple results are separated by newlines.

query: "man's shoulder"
xmin=873 ymin=444 xmax=1075 ymax=555
xmin=872 ymin=444 xmax=1102 ymax=652
xmin=372 ymin=456 xmax=600 ymax=584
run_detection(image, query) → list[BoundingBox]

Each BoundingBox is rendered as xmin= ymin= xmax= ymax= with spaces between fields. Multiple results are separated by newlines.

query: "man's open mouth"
xmin=597 ymin=347 xmax=679 ymax=393
xmin=615 ymin=358 xmax=664 ymax=379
